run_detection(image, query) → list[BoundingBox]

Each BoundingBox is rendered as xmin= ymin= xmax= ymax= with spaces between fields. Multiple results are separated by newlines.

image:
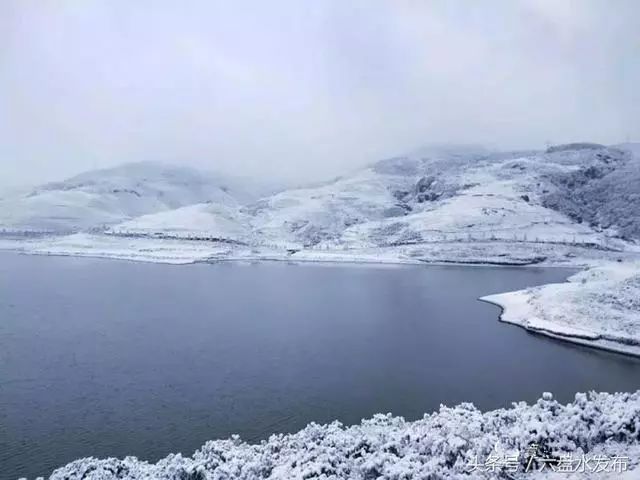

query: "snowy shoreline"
xmin=479 ymin=295 xmax=640 ymax=358
xmin=3 ymin=234 xmax=639 ymax=350
xmin=1 ymin=232 xmax=634 ymax=267
xmin=2 ymin=234 xmax=639 ymax=360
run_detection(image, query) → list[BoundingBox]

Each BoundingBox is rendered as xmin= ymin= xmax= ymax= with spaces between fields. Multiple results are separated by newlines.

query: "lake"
xmin=1 ymin=253 xmax=639 ymax=479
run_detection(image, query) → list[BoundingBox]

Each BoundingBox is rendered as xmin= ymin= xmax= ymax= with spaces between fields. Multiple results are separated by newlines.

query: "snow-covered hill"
xmin=4 ymin=144 xmax=637 ymax=251
xmin=0 ymin=162 xmax=256 ymax=234
xmin=244 ymin=143 xmax=634 ymax=250
xmin=107 ymin=202 xmax=251 ymax=244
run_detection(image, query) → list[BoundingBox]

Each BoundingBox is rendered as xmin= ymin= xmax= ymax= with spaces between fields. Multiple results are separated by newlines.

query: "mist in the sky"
xmin=1 ymin=0 xmax=638 ymax=187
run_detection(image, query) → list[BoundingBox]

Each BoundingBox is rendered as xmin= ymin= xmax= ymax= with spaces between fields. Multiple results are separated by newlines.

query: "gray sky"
xmin=1 ymin=0 xmax=638 ymax=187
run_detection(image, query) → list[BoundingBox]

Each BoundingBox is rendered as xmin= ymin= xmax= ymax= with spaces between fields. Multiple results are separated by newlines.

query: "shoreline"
xmin=2 ymin=237 xmax=639 ymax=361
xmin=0 ymin=235 xmax=600 ymax=269
xmin=0 ymin=242 xmax=587 ymax=273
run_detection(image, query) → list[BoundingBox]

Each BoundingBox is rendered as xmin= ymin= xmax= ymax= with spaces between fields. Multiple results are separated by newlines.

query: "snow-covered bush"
xmin=51 ymin=391 xmax=640 ymax=480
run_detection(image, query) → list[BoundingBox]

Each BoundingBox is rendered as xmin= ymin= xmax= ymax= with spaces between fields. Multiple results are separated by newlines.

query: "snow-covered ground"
xmin=3 ymin=233 xmax=636 ymax=267
xmin=48 ymin=392 xmax=640 ymax=479
xmin=0 ymin=233 xmax=234 ymax=265
xmin=106 ymin=202 xmax=251 ymax=245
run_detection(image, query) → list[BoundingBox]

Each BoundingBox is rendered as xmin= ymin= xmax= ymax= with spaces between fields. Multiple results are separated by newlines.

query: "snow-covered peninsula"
xmin=482 ymin=262 xmax=640 ymax=357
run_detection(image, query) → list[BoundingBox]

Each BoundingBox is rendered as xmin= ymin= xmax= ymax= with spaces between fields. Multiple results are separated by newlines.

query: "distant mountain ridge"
xmin=1 ymin=144 xmax=639 ymax=250
xmin=0 ymin=162 xmax=264 ymax=233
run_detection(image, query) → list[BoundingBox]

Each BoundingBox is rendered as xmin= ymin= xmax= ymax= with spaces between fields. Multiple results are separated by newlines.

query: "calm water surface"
xmin=1 ymin=253 xmax=639 ymax=479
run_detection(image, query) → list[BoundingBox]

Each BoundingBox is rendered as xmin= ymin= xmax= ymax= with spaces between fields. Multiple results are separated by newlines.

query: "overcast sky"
xmin=1 ymin=0 xmax=638 ymax=187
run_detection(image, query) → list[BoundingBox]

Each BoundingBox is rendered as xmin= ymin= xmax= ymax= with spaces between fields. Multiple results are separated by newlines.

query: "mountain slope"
xmin=0 ymin=162 xmax=249 ymax=233
xmin=542 ymin=144 xmax=640 ymax=239
xmin=107 ymin=202 xmax=250 ymax=244
xmin=88 ymin=144 xmax=640 ymax=251
xmin=3 ymin=144 xmax=638 ymax=252
xmin=243 ymin=144 xmax=634 ymax=250
xmin=244 ymin=145 xmax=498 ymax=247
xmin=335 ymin=145 xmax=632 ymax=249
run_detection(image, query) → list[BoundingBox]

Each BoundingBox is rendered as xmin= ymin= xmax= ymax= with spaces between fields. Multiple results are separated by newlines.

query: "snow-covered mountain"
xmin=98 ymin=145 xmax=502 ymax=246
xmin=240 ymin=143 xmax=634 ymax=249
xmin=2 ymin=144 xmax=638 ymax=250
xmin=336 ymin=143 xmax=634 ymax=249
xmin=0 ymin=162 xmax=259 ymax=234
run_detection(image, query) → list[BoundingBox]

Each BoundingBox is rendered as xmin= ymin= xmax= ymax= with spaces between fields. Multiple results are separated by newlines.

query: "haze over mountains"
xmin=1 ymin=143 xmax=639 ymax=251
